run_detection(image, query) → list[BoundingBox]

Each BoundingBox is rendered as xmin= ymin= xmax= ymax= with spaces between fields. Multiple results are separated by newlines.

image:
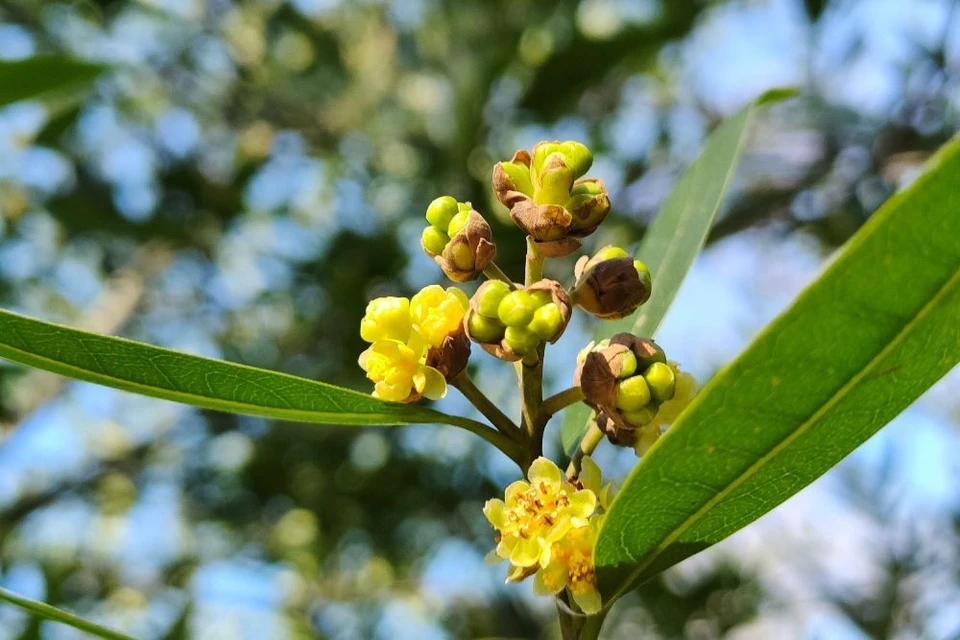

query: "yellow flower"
xmin=533 ymin=515 xmax=603 ymax=614
xmin=409 ymin=285 xmax=469 ymax=347
xmin=577 ymin=456 xmax=614 ymax=511
xmin=357 ymin=340 xmax=446 ymax=403
xmin=360 ymin=297 xmax=411 ymax=344
xmin=634 ymin=364 xmax=697 ymax=456
xmin=483 ymin=457 xmax=596 ymax=570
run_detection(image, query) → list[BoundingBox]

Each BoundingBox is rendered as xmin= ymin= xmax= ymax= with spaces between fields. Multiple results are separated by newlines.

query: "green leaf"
xmin=560 ymin=89 xmax=795 ymax=455
xmin=0 ymin=586 xmax=135 ymax=640
xmin=0 ymin=308 xmax=452 ymax=427
xmin=0 ymin=57 xmax=105 ymax=108
xmin=595 ymin=134 xmax=960 ymax=602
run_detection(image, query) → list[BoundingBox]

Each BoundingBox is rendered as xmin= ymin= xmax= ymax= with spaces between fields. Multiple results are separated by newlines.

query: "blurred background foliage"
xmin=0 ymin=0 xmax=958 ymax=638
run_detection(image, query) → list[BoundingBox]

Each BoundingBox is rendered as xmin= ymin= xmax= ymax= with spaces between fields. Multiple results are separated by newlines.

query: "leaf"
xmin=0 ymin=308 xmax=455 ymax=427
xmin=0 ymin=586 xmax=135 ymax=640
xmin=0 ymin=57 xmax=105 ymax=108
xmin=560 ymin=89 xmax=795 ymax=454
xmin=595 ymin=134 xmax=960 ymax=602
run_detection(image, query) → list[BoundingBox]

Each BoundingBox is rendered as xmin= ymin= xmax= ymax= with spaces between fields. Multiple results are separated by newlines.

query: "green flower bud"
xmin=467 ymin=313 xmax=505 ymax=343
xmin=595 ymin=246 xmax=629 ymax=262
xmin=615 ymin=376 xmax=652 ymax=412
xmin=421 ymin=226 xmax=450 ymax=256
xmin=497 ymin=290 xmax=538 ymax=327
xmin=558 ymin=141 xmax=593 ymax=179
xmin=499 ymin=161 xmax=534 ymax=197
xmin=616 ymin=350 xmax=638 ymax=379
xmin=634 ymin=260 xmax=652 ymax=303
xmin=477 ymin=280 xmax=511 ymax=318
xmin=447 ymin=211 xmax=470 ymax=237
xmin=570 ymin=180 xmax=604 ymax=198
xmin=535 ymin=153 xmax=574 ymax=205
xmin=426 ymin=196 xmax=458 ymax=230
xmin=450 ymin=242 xmax=475 ymax=270
xmin=530 ymin=290 xmax=552 ymax=307
xmin=503 ymin=325 xmax=539 ymax=356
xmin=528 ymin=303 xmax=563 ymax=340
xmin=623 ymin=406 xmax=657 ymax=428
xmin=644 ymin=362 xmax=676 ymax=403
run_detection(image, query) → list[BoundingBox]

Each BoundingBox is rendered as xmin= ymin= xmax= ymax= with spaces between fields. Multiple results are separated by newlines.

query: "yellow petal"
xmin=578 ymin=456 xmax=602 ymax=496
xmin=567 ymin=490 xmax=597 ymax=521
xmin=534 ymin=562 xmax=566 ymax=595
xmin=504 ymin=480 xmax=529 ymax=503
xmin=510 ymin=536 xmax=541 ymax=568
xmin=416 ymin=366 xmax=447 ymax=400
xmin=571 ymin=586 xmax=602 ymax=614
xmin=527 ymin=456 xmax=562 ymax=488
xmin=483 ymin=499 xmax=506 ymax=529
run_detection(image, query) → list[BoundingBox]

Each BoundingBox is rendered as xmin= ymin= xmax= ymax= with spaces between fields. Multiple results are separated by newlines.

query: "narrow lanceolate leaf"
xmin=560 ymin=89 xmax=795 ymax=454
xmin=0 ymin=308 xmax=453 ymax=427
xmin=0 ymin=57 xmax=105 ymax=108
xmin=0 ymin=586 xmax=135 ymax=640
xmin=595 ymin=134 xmax=960 ymax=602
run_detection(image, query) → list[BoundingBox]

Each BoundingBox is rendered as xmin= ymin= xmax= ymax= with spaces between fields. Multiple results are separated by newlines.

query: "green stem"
xmin=525 ymin=236 xmax=544 ymax=285
xmin=541 ymin=386 xmax=585 ymax=420
xmin=566 ymin=417 xmax=604 ymax=479
xmin=0 ymin=586 xmax=135 ymax=640
xmin=483 ymin=262 xmax=516 ymax=287
xmin=451 ymin=372 xmax=522 ymax=440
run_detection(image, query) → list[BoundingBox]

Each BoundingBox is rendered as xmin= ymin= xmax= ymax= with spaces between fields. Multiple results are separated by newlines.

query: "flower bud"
xmin=492 ymin=141 xmax=610 ymax=257
xmin=504 ymin=326 xmax=539 ymax=356
xmin=643 ymin=362 xmax=676 ymax=403
xmin=614 ymin=376 xmax=651 ymax=412
xmin=571 ymin=246 xmax=652 ymax=320
xmin=467 ymin=312 xmax=505 ymax=343
xmin=426 ymin=196 xmax=458 ymax=230
xmin=528 ymin=303 xmax=563 ymax=341
xmin=421 ymin=226 xmax=450 ymax=257
xmin=432 ymin=207 xmax=496 ymax=283
xmin=498 ymin=290 xmax=539 ymax=327
xmin=465 ymin=279 xmax=572 ymax=362
xmin=477 ymin=280 xmax=511 ymax=318
xmin=574 ymin=333 xmax=681 ymax=444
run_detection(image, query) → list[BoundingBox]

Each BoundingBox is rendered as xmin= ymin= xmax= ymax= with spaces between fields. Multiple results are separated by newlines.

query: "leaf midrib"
xmin=0 ymin=320 xmax=435 ymax=426
xmin=607 ymin=261 xmax=960 ymax=603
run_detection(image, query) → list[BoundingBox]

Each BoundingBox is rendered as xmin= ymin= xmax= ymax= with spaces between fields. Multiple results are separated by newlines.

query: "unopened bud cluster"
xmin=421 ymin=196 xmax=496 ymax=282
xmin=575 ymin=333 xmax=696 ymax=453
xmin=493 ymin=141 xmax=610 ymax=257
xmin=465 ymin=280 xmax=571 ymax=360
xmin=572 ymin=246 xmax=652 ymax=319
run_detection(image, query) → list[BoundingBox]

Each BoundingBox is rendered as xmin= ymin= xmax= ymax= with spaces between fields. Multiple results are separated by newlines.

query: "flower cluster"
xmin=421 ymin=196 xmax=496 ymax=282
xmin=483 ymin=457 xmax=612 ymax=614
xmin=358 ymin=286 xmax=469 ymax=402
xmin=493 ymin=141 xmax=611 ymax=257
xmin=357 ymin=138 xmax=700 ymax=618
xmin=576 ymin=334 xmax=697 ymax=453
xmin=464 ymin=280 xmax=572 ymax=361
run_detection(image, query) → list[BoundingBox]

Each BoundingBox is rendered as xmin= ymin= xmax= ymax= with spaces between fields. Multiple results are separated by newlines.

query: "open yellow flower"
xmin=483 ymin=457 xmax=596 ymax=570
xmin=533 ymin=515 xmax=603 ymax=614
xmin=360 ymin=297 xmax=411 ymax=344
xmin=409 ymin=285 xmax=469 ymax=348
xmin=357 ymin=340 xmax=446 ymax=403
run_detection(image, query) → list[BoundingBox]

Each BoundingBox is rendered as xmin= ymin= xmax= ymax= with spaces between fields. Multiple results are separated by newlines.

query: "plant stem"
xmin=566 ymin=417 xmax=604 ymax=479
xmin=525 ymin=236 xmax=544 ymax=285
xmin=541 ymin=386 xmax=585 ymax=419
xmin=451 ymin=372 xmax=522 ymax=440
xmin=482 ymin=262 xmax=516 ymax=287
